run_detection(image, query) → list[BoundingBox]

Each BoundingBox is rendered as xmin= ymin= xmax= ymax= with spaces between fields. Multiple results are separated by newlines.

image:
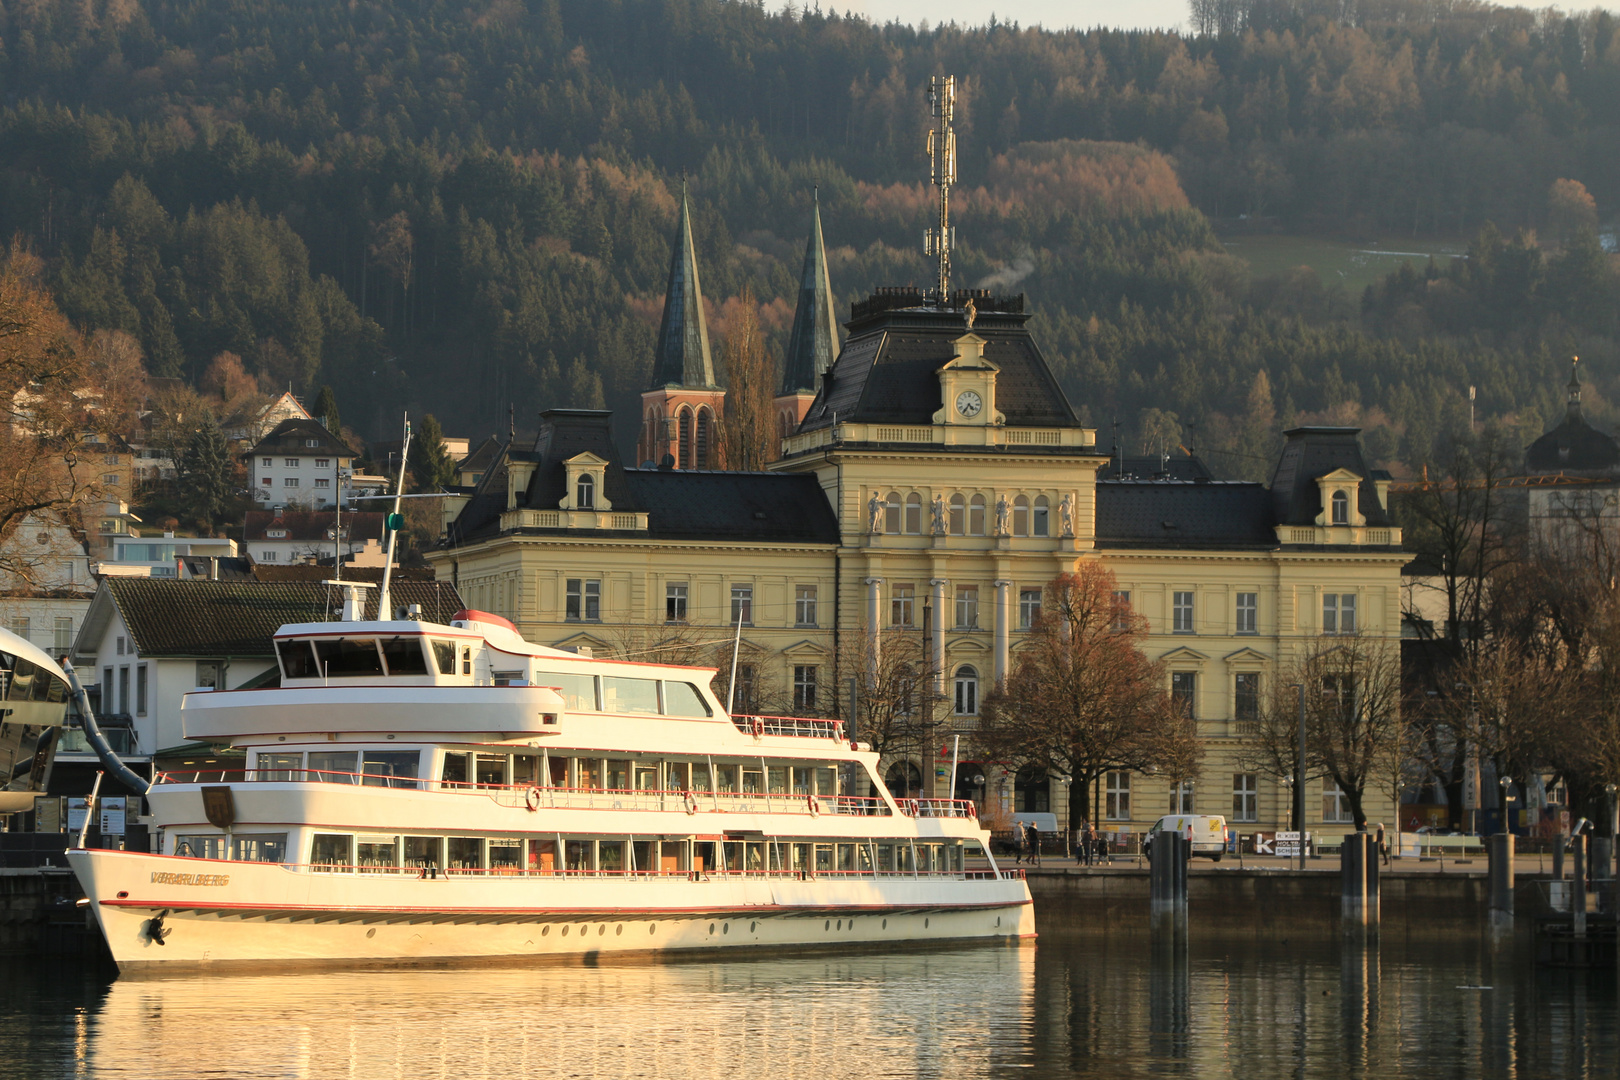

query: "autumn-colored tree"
xmin=718 ymin=286 xmax=778 ymax=472
xmin=979 ymin=563 xmax=1195 ymax=830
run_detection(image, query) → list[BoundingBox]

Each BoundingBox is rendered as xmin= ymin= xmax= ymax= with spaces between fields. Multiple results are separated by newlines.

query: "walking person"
xmin=1026 ymin=820 xmax=1041 ymax=867
xmin=1079 ymin=820 xmax=1094 ymax=866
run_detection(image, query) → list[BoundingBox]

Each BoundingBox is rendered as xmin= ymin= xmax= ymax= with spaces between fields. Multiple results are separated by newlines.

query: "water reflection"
xmin=0 ymin=937 xmax=1614 ymax=1079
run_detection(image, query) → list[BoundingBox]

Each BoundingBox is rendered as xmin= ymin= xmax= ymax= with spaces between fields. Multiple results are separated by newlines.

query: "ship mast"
xmin=924 ymin=75 xmax=956 ymax=305
xmin=378 ymin=414 xmax=412 ymax=622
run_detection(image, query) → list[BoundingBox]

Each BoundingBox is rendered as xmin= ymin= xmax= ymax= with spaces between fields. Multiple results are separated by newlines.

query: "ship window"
xmin=580 ymin=759 xmax=604 ymax=790
xmin=314 ymin=638 xmax=384 ymax=677
xmin=715 ymin=764 xmax=738 ymax=792
xmin=662 ymin=681 xmax=712 ymax=718
xmin=380 ymin=638 xmax=429 ymax=676
xmin=431 ymin=640 xmax=458 ymax=675
xmin=633 ymin=763 xmax=657 ymax=790
xmin=606 ymin=760 xmax=630 ymax=790
xmin=256 ymin=752 xmax=303 ymax=781
xmin=741 ymin=768 xmax=763 ymax=794
xmin=513 ymin=755 xmax=540 ymax=786
xmin=533 ymin=671 xmax=597 ymax=711
xmin=232 ymin=834 xmax=288 ymax=862
xmin=691 ymin=763 xmax=712 ymax=792
xmin=7 ymin=658 xmax=34 ymax=700
xmin=309 ymin=750 xmax=358 ymax=783
xmin=602 ymin=676 xmax=659 ymax=715
xmin=311 ymin=833 xmax=352 ymax=870
xmin=837 ymin=844 xmax=856 ymax=872
xmin=357 ymin=835 xmax=398 ymax=871
xmin=475 ymin=754 xmax=507 ymax=787
xmin=566 ymin=839 xmax=594 ymax=872
xmin=361 ymin=750 xmax=421 ymax=788
xmin=447 ymin=836 xmax=483 ymax=872
xmin=174 ymin=835 xmax=226 ymax=859
xmin=817 ymin=767 xmax=836 ymax=796
xmin=529 ymin=839 xmax=557 ymax=872
xmin=599 ymin=841 xmax=625 ymax=873
xmin=489 ymin=838 xmax=522 ymax=873
xmin=404 ymin=836 xmax=441 ymax=870
xmin=440 ymin=752 xmax=469 ymax=786
xmin=768 ymin=767 xmax=788 ymax=794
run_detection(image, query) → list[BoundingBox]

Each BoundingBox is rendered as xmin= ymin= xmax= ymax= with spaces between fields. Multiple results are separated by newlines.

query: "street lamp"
xmin=1498 ymin=776 xmax=1514 ymax=836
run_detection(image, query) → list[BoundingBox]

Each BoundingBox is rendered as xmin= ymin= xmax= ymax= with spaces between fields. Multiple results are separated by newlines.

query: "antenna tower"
xmin=924 ymin=75 xmax=957 ymax=305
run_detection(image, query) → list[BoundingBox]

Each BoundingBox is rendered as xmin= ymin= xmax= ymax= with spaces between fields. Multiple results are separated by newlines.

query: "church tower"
xmin=639 ymin=184 xmax=725 ymax=469
xmin=775 ymin=190 xmax=841 ymax=440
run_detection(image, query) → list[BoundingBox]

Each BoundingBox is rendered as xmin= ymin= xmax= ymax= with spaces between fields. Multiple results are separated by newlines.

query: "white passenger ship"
xmin=68 ymin=602 xmax=1032 ymax=973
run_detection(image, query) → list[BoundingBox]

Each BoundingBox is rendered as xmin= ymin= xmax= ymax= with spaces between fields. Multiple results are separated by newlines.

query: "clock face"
xmin=956 ymin=390 xmax=983 ymax=418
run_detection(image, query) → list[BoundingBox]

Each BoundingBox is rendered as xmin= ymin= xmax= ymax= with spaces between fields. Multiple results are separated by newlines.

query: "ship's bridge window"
xmin=430 ymin=640 xmax=457 ymax=676
xmin=309 ymin=750 xmax=358 ymax=783
xmin=380 ymin=637 xmax=429 ymax=676
xmin=232 ymin=834 xmax=288 ymax=862
xmin=662 ymin=681 xmax=713 ymax=718
xmin=3 ymin=657 xmax=66 ymax=702
xmin=533 ymin=671 xmax=598 ymax=711
xmin=361 ymin=750 xmax=421 ymax=788
xmin=602 ymin=676 xmax=659 ymax=715
xmin=277 ymin=640 xmax=320 ymax=679
xmin=314 ymin=639 xmax=384 ymax=677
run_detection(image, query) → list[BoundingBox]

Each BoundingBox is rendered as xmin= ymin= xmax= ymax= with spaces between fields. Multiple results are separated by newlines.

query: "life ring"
xmin=903 ymin=798 xmax=919 ymax=816
xmin=832 ymin=721 xmax=844 ymax=742
xmin=807 ymin=794 xmax=820 ymax=817
xmin=524 ymin=785 xmax=542 ymax=812
xmin=750 ymin=716 xmax=765 ymax=738
xmin=684 ymin=790 xmax=698 ymax=815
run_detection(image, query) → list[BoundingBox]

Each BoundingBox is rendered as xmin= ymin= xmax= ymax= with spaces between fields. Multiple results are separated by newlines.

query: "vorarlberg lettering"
xmin=150 ymin=872 xmax=231 ymax=886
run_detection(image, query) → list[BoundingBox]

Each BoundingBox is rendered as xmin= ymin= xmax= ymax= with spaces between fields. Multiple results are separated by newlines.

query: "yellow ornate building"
xmin=427 ymin=206 xmax=1406 ymax=843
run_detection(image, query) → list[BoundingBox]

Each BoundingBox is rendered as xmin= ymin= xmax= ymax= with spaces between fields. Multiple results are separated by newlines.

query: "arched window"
xmin=1331 ymin=489 xmax=1350 ymax=525
xmin=904 ymin=493 xmax=922 ymax=534
xmin=1013 ymin=494 xmax=1030 ymax=536
xmin=954 ymin=664 xmax=979 ymax=715
xmin=695 ymin=407 xmax=713 ymax=469
xmin=885 ymin=491 xmax=902 ymax=534
xmin=678 ymin=407 xmax=694 ymax=470
xmin=969 ymin=494 xmax=987 ymax=536
xmin=949 ymin=494 xmax=966 ymax=535
xmin=576 ymin=473 xmax=595 ymax=509
xmin=1033 ymin=495 xmax=1050 ymax=536
xmin=1015 ymin=765 xmax=1050 ymax=813
xmin=885 ymin=761 xmax=923 ymax=800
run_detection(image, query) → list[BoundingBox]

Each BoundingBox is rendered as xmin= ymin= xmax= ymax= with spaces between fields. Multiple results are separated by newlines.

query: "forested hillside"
xmin=1 ymin=0 xmax=1617 ymax=475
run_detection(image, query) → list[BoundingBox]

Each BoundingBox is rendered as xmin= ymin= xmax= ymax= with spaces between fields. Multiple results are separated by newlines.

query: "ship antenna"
xmin=378 ymin=413 xmax=412 ymax=622
xmin=924 ymin=74 xmax=957 ymax=305
xmin=725 ymin=605 xmax=744 ymax=716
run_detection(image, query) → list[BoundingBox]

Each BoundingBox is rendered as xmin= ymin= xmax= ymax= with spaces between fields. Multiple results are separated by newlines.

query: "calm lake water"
xmin=0 ymin=934 xmax=1614 ymax=1079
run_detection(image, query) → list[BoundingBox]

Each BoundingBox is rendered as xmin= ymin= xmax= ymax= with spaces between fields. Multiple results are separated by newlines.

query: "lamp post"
xmin=1498 ymin=775 xmax=1514 ymax=836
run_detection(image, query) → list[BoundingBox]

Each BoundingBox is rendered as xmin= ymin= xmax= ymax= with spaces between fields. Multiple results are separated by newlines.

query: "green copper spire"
xmin=780 ymin=189 xmax=840 ymax=395
xmin=650 ymin=183 xmax=716 ymax=389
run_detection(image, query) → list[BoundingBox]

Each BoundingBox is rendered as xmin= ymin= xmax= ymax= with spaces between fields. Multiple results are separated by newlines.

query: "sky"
xmin=776 ymin=0 xmax=1620 ymax=31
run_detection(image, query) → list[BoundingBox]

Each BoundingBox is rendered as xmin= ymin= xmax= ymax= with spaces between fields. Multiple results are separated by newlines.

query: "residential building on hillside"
xmin=96 ymin=532 xmax=238 ymax=578
xmin=1524 ymin=359 xmax=1620 ymax=549
xmin=247 ymin=418 xmax=360 ymax=510
xmin=243 ymin=510 xmax=385 ymax=565
xmin=0 ymin=510 xmax=95 ymax=661
xmin=427 ymin=197 xmax=1408 ymax=842
xmin=62 ymin=574 xmax=465 ymax=790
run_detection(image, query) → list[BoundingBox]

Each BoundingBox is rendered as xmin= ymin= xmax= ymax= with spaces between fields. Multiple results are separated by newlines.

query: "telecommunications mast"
xmin=924 ymin=75 xmax=956 ymax=304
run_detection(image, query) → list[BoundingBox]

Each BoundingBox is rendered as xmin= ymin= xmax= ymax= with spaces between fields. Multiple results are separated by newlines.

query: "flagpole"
xmin=725 ymin=606 xmax=744 ymax=715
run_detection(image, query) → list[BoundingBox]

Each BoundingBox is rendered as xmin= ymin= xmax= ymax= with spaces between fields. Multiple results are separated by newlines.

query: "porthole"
xmin=116 ymin=891 xmax=129 ymax=899
xmin=598 ymin=924 xmax=606 ymax=936
xmin=925 ymin=918 xmax=930 ymax=929
xmin=561 ymin=926 xmax=569 ymax=937
xmin=616 ymin=924 xmax=624 ymax=936
xmin=366 ymin=928 xmax=376 ymax=939
xmin=650 ymin=924 xmax=657 ymax=935
xmin=836 ymin=920 xmax=842 ymax=931
xmin=722 ymin=923 xmax=729 ymax=935
xmin=824 ymin=920 xmax=830 ymax=931
xmin=578 ymin=924 xmax=586 ymax=935
xmin=750 ymin=921 xmax=758 ymax=932
xmin=542 ymin=925 xmax=551 ymax=937
xmin=996 ymin=916 xmax=1001 ymax=927
xmin=709 ymin=922 xmax=716 ymax=934
xmin=882 ymin=919 xmax=888 ymax=930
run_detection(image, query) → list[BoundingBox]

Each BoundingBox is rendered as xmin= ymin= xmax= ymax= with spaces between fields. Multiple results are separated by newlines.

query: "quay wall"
xmin=0 ymin=868 xmax=93 ymax=955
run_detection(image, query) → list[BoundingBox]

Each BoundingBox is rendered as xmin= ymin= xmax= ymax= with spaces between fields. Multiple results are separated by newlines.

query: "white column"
xmin=864 ymin=577 xmax=884 ymax=679
xmin=993 ymin=579 xmax=1012 ymax=687
xmin=930 ymin=578 xmax=949 ymax=696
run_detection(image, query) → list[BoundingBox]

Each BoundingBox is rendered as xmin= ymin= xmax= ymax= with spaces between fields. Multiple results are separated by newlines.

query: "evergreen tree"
xmin=410 ymin=414 xmax=457 ymax=492
xmin=312 ymin=385 xmax=341 ymax=433
xmin=178 ymin=415 xmax=238 ymax=533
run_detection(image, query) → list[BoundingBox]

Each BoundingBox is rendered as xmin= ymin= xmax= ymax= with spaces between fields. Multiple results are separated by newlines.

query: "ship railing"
xmin=152 ymin=770 xmax=898 ymax=817
xmin=273 ymin=862 xmax=1022 ymax=881
xmin=729 ymin=713 xmax=850 ymax=741
xmin=898 ymin=798 xmax=978 ymax=819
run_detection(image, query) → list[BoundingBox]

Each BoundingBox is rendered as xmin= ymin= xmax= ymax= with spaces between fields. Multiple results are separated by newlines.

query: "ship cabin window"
xmin=431 ymin=640 xmax=458 ymax=676
xmin=447 ymin=837 xmax=483 ymax=873
xmin=440 ymin=752 xmax=469 ymax=786
xmin=277 ymin=640 xmax=319 ymax=679
xmin=309 ymin=750 xmax=358 ymax=782
xmin=405 ymin=836 xmax=442 ymax=871
xmin=665 ymin=762 xmax=689 ymax=791
xmin=513 ymin=755 xmax=541 ymax=786
xmin=633 ymin=763 xmax=658 ymax=790
xmin=715 ymin=764 xmax=738 ymax=792
xmin=489 ymin=838 xmax=522 ymax=873
xmin=362 ymin=750 xmax=421 ymax=788
xmin=530 ymin=839 xmax=557 ymax=872
xmin=311 ymin=833 xmax=353 ymax=871
xmin=662 ymin=681 xmax=713 ymax=717
xmin=768 ymin=767 xmax=788 ymax=795
xmin=314 ymin=638 xmax=385 ymax=677
xmin=566 ymin=839 xmax=594 ymax=872
xmin=691 ymin=762 xmax=712 ymax=791
xmin=379 ymin=637 xmax=430 ymax=676
xmin=533 ymin=670 xmax=598 ymax=711
xmin=357 ymin=835 xmax=397 ymax=872
xmin=1 ymin=656 xmax=67 ymax=702
xmin=174 ymin=835 xmax=227 ymax=859
xmin=475 ymin=753 xmax=507 ymax=787
xmin=742 ymin=768 xmax=763 ymax=794
xmin=232 ymin=834 xmax=288 ymax=862
xmin=602 ymin=676 xmax=659 ymax=715
xmin=256 ymin=752 xmax=303 ymax=781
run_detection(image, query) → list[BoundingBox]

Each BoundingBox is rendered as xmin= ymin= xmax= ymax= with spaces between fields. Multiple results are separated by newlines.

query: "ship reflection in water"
xmin=3 ymin=938 xmax=1617 ymax=1079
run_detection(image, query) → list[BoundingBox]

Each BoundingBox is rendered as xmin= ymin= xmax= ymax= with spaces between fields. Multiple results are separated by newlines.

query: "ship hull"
xmin=69 ymin=848 xmax=1035 ymax=974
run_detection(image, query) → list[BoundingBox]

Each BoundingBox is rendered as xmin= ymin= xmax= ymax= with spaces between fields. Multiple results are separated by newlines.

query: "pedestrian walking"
xmin=1026 ymin=820 xmax=1041 ymax=867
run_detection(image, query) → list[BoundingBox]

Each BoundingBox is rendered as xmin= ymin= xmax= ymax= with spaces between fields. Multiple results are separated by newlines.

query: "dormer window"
xmin=577 ymin=474 xmax=595 ymax=509
xmin=1331 ymin=490 xmax=1349 ymax=525
xmin=560 ymin=452 xmax=611 ymax=513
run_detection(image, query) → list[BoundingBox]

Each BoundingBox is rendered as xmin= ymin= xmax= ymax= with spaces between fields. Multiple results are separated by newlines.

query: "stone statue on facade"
xmin=867 ymin=492 xmax=882 ymax=534
xmin=1059 ymin=493 xmax=1074 ymax=538
xmin=931 ymin=494 xmax=947 ymax=536
xmin=994 ymin=494 xmax=1009 ymax=536
xmin=964 ymin=297 xmax=977 ymax=331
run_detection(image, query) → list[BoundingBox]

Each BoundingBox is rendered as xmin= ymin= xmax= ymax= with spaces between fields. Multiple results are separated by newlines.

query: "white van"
xmin=1143 ymin=815 xmax=1229 ymax=861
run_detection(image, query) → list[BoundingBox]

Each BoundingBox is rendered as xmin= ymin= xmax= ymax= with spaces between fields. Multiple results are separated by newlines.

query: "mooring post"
xmin=1341 ymin=832 xmax=1366 ymax=930
xmin=1150 ymin=830 xmax=1189 ymax=938
xmin=1487 ymin=832 xmax=1514 ymax=939
xmin=1571 ymin=833 xmax=1588 ymax=939
xmin=1552 ymin=827 xmax=1565 ymax=882
xmin=1365 ymin=832 xmax=1381 ymax=932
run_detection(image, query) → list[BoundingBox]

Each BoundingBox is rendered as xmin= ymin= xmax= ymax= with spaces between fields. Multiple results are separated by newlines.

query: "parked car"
xmin=1142 ymin=815 xmax=1230 ymax=861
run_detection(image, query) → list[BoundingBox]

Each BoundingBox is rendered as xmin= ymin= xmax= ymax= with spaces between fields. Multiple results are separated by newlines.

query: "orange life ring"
xmin=903 ymin=798 xmax=919 ymax=816
xmin=684 ymin=790 xmax=698 ymax=815
xmin=751 ymin=716 xmax=765 ymax=738
xmin=524 ymin=785 xmax=542 ymax=812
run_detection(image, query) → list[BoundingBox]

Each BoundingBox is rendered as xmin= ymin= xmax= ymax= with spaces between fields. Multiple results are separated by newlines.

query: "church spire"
xmin=780 ymin=188 xmax=841 ymax=395
xmin=650 ymin=182 xmax=716 ymax=390
xmin=1567 ymin=355 xmax=1583 ymax=421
